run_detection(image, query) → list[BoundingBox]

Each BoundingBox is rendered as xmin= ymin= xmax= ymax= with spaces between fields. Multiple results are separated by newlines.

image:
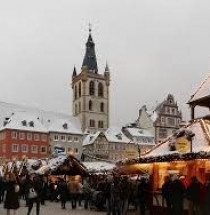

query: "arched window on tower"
xmin=75 ymin=104 xmax=78 ymax=115
xmin=98 ymin=83 xmax=104 ymax=97
xmin=79 ymin=102 xmax=81 ymax=113
xmin=74 ymin=86 xmax=78 ymax=100
xmin=100 ymin=102 xmax=104 ymax=112
xmin=79 ymin=82 xmax=81 ymax=97
xmin=89 ymin=81 xmax=95 ymax=96
xmin=89 ymin=100 xmax=93 ymax=111
xmin=90 ymin=119 xmax=95 ymax=128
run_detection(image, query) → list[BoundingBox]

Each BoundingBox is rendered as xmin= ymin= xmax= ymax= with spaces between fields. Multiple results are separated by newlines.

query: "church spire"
xmin=72 ymin=65 xmax=77 ymax=76
xmin=105 ymin=61 xmax=110 ymax=72
xmin=82 ymin=25 xmax=98 ymax=73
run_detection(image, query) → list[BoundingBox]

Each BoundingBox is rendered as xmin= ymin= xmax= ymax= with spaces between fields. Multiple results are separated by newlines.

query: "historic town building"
xmin=72 ymin=29 xmax=110 ymax=133
xmin=0 ymin=102 xmax=83 ymax=161
xmin=82 ymin=126 xmax=155 ymax=161
xmin=136 ymin=94 xmax=182 ymax=143
xmin=0 ymin=112 xmax=49 ymax=160
xmin=48 ymin=118 xmax=83 ymax=160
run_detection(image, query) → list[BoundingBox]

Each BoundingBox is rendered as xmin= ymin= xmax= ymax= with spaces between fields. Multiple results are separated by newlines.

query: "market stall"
xmin=0 ymin=155 xmax=88 ymax=179
xmin=116 ymin=119 xmax=210 ymax=190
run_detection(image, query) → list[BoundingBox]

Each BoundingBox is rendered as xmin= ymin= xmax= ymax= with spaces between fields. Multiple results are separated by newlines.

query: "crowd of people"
xmin=162 ymin=175 xmax=210 ymax=215
xmin=0 ymin=172 xmax=153 ymax=215
xmin=1 ymin=172 xmax=210 ymax=215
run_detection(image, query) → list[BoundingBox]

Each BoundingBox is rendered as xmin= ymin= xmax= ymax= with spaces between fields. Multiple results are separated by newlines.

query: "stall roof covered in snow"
xmin=0 ymin=155 xmax=87 ymax=176
xmin=188 ymin=73 xmax=210 ymax=104
xmin=145 ymin=119 xmax=210 ymax=157
xmin=83 ymin=161 xmax=115 ymax=173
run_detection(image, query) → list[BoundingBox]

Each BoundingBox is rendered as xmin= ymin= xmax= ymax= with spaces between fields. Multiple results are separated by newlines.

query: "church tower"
xmin=72 ymin=28 xmax=110 ymax=133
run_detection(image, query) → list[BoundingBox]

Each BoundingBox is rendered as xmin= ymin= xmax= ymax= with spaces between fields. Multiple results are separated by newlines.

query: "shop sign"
xmin=175 ymin=137 xmax=190 ymax=153
xmin=124 ymin=149 xmax=139 ymax=159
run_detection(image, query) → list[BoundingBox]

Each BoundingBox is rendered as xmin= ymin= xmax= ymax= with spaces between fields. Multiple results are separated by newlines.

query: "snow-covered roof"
xmin=83 ymin=127 xmax=131 ymax=146
xmin=105 ymin=127 xmax=130 ymax=143
xmin=188 ymin=73 xmax=210 ymax=104
xmin=0 ymin=155 xmax=86 ymax=176
xmin=0 ymin=101 xmax=82 ymax=134
xmin=144 ymin=119 xmax=210 ymax=157
xmin=47 ymin=118 xmax=82 ymax=135
xmin=83 ymin=161 xmax=115 ymax=173
xmin=0 ymin=112 xmax=48 ymax=133
xmin=126 ymin=127 xmax=154 ymax=137
xmin=150 ymin=111 xmax=158 ymax=122
xmin=82 ymin=131 xmax=101 ymax=146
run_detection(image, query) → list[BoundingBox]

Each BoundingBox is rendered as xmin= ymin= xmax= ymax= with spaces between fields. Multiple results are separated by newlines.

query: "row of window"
xmin=11 ymin=132 xmax=48 ymax=142
xmin=89 ymin=101 xmax=104 ymax=112
xmin=159 ymin=128 xmax=178 ymax=139
xmin=74 ymin=81 xmax=104 ymax=100
xmin=161 ymin=117 xmax=180 ymax=126
xmin=165 ymin=107 xmax=177 ymax=115
xmin=53 ymin=135 xmax=79 ymax=142
xmin=10 ymin=144 xmax=47 ymax=153
xmin=75 ymin=101 xmax=105 ymax=115
xmin=90 ymin=120 xmax=104 ymax=128
xmin=134 ymin=137 xmax=154 ymax=143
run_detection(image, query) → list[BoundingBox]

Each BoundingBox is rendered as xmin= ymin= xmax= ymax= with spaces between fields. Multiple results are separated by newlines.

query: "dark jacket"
xmin=162 ymin=180 xmax=171 ymax=200
xmin=187 ymin=181 xmax=202 ymax=203
xmin=57 ymin=180 xmax=68 ymax=201
xmin=170 ymin=179 xmax=185 ymax=202
xmin=4 ymin=181 xmax=20 ymax=210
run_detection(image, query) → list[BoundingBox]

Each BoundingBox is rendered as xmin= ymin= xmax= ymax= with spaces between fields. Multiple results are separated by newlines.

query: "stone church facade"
xmin=72 ymin=29 xmax=110 ymax=133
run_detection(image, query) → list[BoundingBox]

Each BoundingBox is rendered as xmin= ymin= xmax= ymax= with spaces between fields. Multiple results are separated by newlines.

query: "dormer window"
xmin=116 ymin=133 xmax=122 ymax=140
xmin=63 ymin=123 xmax=68 ymax=129
xmin=3 ymin=117 xmax=10 ymax=126
xmin=29 ymin=121 xmax=34 ymax=127
xmin=22 ymin=120 xmax=27 ymax=126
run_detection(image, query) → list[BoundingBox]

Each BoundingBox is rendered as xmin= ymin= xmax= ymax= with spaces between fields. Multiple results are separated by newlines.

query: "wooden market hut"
xmin=50 ymin=155 xmax=88 ymax=177
xmin=188 ymin=73 xmax=210 ymax=120
xmin=116 ymin=118 xmax=210 ymax=190
xmin=116 ymin=72 xmax=210 ymax=191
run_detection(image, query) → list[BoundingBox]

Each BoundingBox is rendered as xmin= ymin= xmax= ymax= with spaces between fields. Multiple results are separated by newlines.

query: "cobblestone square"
xmin=0 ymin=201 xmax=106 ymax=215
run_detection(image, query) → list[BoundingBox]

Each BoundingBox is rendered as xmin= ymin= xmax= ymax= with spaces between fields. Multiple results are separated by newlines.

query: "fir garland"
xmin=116 ymin=151 xmax=210 ymax=166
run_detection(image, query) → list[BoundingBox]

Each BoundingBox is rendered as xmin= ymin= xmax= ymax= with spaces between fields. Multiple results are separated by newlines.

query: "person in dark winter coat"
xmin=57 ymin=178 xmax=68 ymax=209
xmin=162 ymin=176 xmax=172 ymax=214
xmin=82 ymin=178 xmax=92 ymax=209
xmin=0 ymin=176 xmax=5 ymax=203
xmin=111 ymin=177 xmax=121 ymax=215
xmin=187 ymin=176 xmax=203 ymax=215
xmin=40 ymin=176 xmax=48 ymax=205
xmin=4 ymin=173 xmax=20 ymax=215
xmin=170 ymin=174 xmax=186 ymax=215
xmin=104 ymin=175 xmax=113 ymax=215
xmin=119 ymin=176 xmax=130 ymax=215
xmin=203 ymin=177 xmax=210 ymax=215
xmin=137 ymin=178 xmax=148 ymax=215
xmin=26 ymin=174 xmax=43 ymax=215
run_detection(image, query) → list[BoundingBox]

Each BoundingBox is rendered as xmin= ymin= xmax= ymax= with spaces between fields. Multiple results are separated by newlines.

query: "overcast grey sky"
xmin=0 ymin=0 xmax=210 ymax=126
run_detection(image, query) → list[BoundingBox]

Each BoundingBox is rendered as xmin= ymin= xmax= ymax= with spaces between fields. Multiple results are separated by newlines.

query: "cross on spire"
xmin=89 ymin=23 xmax=92 ymax=33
